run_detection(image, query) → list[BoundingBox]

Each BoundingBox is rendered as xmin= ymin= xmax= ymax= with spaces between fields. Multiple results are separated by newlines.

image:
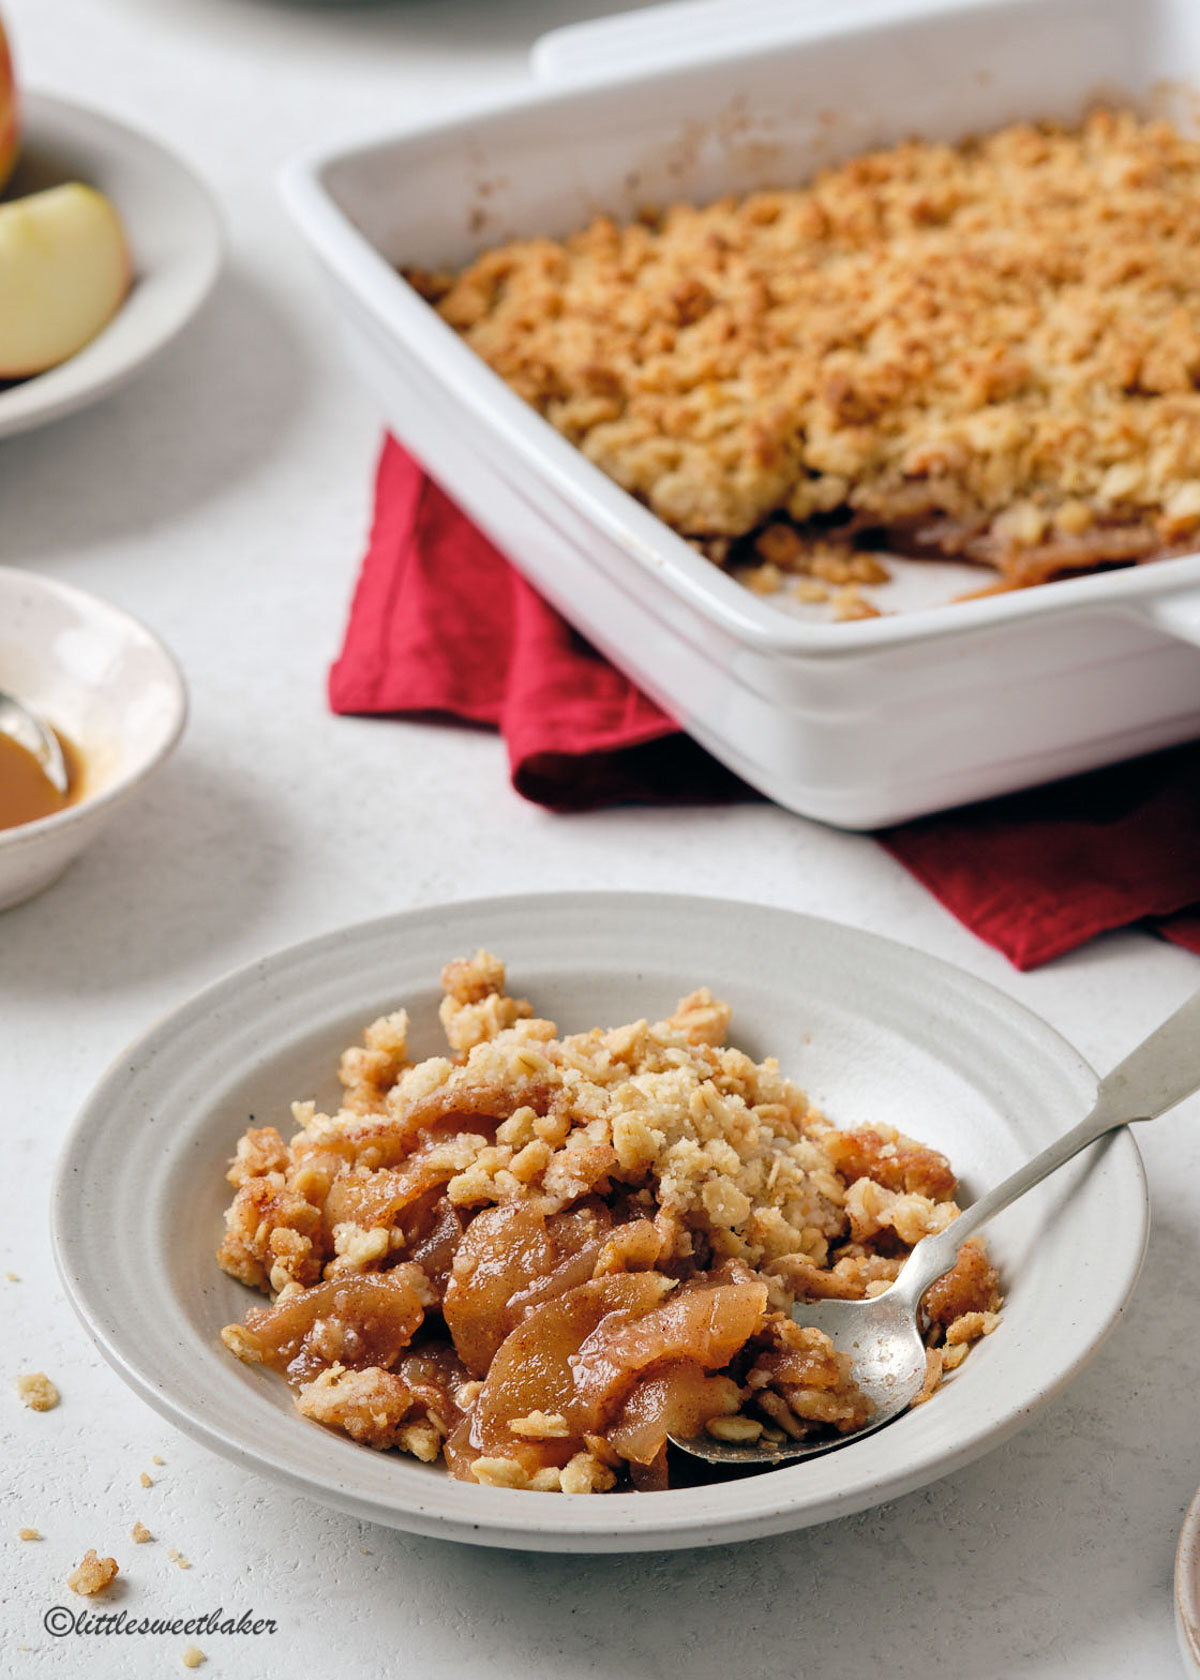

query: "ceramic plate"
xmin=53 ymin=895 xmax=1148 ymax=1552
xmin=0 ymin=92 xmax=222 ymax=439
xmin=1177 ymin=1486 xmax=1200 ymax=1674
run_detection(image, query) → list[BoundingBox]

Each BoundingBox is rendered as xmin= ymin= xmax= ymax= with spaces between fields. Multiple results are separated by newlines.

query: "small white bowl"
xmin=0 ymin=566 xmax=187 ymax=909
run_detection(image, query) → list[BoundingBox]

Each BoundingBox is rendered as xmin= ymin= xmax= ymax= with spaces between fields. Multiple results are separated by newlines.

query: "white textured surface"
xmin=1 ymin=0 xmax=1199 ymax=1674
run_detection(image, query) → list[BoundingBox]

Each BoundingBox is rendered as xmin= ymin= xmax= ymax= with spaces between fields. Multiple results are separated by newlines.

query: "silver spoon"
xmin=0 ymin=688 xmax=68 ymax=794
xmin=671 ymin=988 xmax=1200 ymax=1467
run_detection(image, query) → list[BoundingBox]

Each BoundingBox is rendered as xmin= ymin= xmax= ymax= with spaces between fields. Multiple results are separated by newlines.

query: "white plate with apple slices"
xmin=0 ymin=91 xmax=222 ymax=439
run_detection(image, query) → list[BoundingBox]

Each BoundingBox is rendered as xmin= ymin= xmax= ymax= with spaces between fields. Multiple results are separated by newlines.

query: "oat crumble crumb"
xmin=182 ymin=1648 xmax=206 ymax=1669
xmin=830 ymin=586 xmax=881 ymax=622
xmin=470 ymin=1456 xmax=530 ymax=1490
xmin=139 ymin=1472 xmax=153 ymax=1488
xmin=507 ymin=1410 xmax=571 ymax=1440
xmin=18 ymin=1528 xmax=41 ymax=1541
xmin=67 ymin=1550 xmax=119 ymax=1596
xmin=945 ymin=1308 xmax=1002 ymax=1345
xmin=15 ymin=1372 xmax=59 ymax=1411
xmin=706 ymin=1415 xmax=764 ymax=1443
xmin=131 ymin=1521 xmax=153 ymax=1544
xmin=560 ymin=1451 xmax=618 ymax=1495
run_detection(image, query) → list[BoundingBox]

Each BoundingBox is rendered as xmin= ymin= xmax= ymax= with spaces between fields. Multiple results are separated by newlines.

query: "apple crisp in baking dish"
xmin=410 ymin=110 xmax=1200 ymax=616
xmin=218 ymin=952 xmax=1000 ymax=1492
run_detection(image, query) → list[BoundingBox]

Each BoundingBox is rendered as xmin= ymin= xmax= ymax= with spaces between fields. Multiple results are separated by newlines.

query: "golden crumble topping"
xmin=217 ymin=951 xmax=1000 ymax=1491
xmin=67 ymin=1549 xmax=118 ymax=1596
xmin=14 ymin=1372 xmax=59 ymax=1411
xmin=413 ymin=110 xmax=1200 ymax=603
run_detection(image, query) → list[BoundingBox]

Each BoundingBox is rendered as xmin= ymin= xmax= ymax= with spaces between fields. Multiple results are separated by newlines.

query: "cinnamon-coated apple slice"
xmin=0 ymin=182 xmax=130 ymax=378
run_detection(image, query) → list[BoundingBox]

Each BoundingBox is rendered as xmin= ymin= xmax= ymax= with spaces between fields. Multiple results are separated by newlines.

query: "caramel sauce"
xmin=0 ymin=726 xmax=83 ymax=830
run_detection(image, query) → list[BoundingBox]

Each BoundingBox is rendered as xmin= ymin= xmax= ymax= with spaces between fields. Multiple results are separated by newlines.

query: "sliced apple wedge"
xmin=0 ymin=182 xmax=131 ymax=378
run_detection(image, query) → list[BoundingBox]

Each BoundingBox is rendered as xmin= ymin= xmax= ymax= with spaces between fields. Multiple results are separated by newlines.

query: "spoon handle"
xmin=896 ymin=988 xmax=1200 ymax=1300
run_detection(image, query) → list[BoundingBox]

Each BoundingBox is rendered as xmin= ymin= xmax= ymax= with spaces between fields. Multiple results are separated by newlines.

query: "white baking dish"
xmin=281 ymin=0 xmax=1200 ymax=828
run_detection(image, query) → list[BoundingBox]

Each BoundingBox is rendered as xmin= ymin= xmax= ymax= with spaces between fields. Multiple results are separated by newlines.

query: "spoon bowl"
xmin=0 ymin=686 xmax=68 ymax=793
xmin=671 ymin=987 xmax=1200 ymax=1467
xmin=677 ymin=1287 xmax=933 ymax=1467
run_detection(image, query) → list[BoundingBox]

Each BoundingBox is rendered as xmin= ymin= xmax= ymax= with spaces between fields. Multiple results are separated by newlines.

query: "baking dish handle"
xmin=1140 ymin=588 xmax=1200 ymax=649
xmin=532 ymin=0 xmax=912 ymax=83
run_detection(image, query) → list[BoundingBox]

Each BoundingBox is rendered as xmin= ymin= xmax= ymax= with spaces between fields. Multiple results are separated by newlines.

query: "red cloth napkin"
xmin=331 ymin=437 xmax=1200 ymax=971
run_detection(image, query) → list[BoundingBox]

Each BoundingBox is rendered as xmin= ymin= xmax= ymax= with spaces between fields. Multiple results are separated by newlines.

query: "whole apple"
xmin=0 ymin=18 xmax=17 ymax=193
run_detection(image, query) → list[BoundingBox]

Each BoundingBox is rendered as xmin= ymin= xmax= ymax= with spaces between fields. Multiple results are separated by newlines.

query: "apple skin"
xmin=0 ymin=182 xmax=131 ymax=378
xmin=0 ymin=20 xmax=17 ymax=193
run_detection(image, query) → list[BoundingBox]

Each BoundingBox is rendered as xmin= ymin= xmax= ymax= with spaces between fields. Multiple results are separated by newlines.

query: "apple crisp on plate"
xmin=218 ymin=953 xmax=999 ymax=1492
xmin=411 ymin=110 xmax=1200 ymax=610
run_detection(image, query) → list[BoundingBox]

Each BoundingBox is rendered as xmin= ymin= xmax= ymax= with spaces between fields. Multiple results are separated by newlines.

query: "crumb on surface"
xmin=131 ymin=1521 xmax=153 ymax=1544
xmin=15 ymin=1373 xmax=59 ymax=1412
xmin=151 ymin=1454 xmax=165 ymax=1465
xmin=18 ymin=1528 xmax=41 ymax=1541
xmin=182 ymin=1648 xmax=206 ymax=1670
xmin=67 ymin=1550 xmax=118 ymax=1596
xmin=139 ymin=1472 xmax=153 ymax=1488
